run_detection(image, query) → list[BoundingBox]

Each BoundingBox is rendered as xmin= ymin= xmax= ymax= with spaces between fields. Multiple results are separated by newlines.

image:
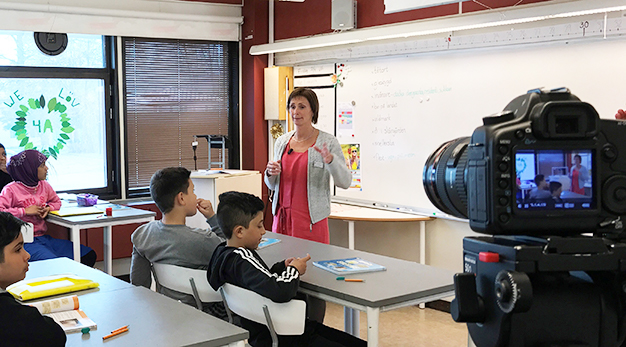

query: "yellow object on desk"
xmin=50 ymin=206 xmax=103 ymax=217
xmin=7 ymin=274 xmax=99 ymax=301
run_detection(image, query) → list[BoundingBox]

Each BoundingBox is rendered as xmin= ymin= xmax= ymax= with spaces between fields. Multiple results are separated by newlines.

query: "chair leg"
xmin=219 ymin=287 xmax=235 ymax=325
xmin=262 ymin=305 xmax=279 ymax=347
xmin=189 ymin=277 xmax=204 ymax=310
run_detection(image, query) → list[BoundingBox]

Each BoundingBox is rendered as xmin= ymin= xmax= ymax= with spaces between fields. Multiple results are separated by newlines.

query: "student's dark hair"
xmin=216 ymin=191 xmax=264 ymax=239
xmin=287 ymin=87 xmax=319 ymax=124
xmin=549 ymin=181 xmax=562 ymax=194
xmin=574 ymin=154 xmax=582 ymax=162
xmin=534 ymin=174 xmax=545 ymax=186
xmin=0 ymin=143 xmax=4 ymax=149
xmin=0 ymin=212 xmax=26 ymax=263
xmin=150 ymin=167 xmax=191 ymax=214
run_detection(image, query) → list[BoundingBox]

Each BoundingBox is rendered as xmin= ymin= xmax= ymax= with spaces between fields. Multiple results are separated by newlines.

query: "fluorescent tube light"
xmin=249 ymin=0 xmax=626 ymax=56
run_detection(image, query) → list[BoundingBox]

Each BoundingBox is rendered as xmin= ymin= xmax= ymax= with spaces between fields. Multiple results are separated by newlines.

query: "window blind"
xmin=123 ymin=38 xmax=236 ymax=192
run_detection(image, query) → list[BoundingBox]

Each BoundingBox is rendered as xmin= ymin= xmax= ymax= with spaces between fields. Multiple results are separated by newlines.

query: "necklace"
xmin=292 ymin=128 xmax=316 ymax=143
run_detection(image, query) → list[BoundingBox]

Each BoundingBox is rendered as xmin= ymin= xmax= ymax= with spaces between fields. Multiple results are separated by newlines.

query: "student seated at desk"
xmin=550 ymin=181 xmax=563 ymax=203
xmin=130 ymin=167 xmax=227 ymax=319
xmin=0 ymin=211 xmax=66 ymax=347
xmin=208 ymin=191 xmax=366 ymax=347
xmin=528 ymin=174 xmax=551 ymax=201
xmin=0 ymin=150 xmax=96 ymax=266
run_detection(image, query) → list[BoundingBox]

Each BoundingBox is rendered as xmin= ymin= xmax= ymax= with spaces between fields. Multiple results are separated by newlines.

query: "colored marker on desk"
xmin=103 ymin=326 xmax=129 ymax=341
xmin=336 ymin=277 xmax=365 ymax=282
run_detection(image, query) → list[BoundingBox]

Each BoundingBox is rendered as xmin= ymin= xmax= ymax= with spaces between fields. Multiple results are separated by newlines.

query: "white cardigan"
xmin=264 ymin=130 xmax=352 ymax=224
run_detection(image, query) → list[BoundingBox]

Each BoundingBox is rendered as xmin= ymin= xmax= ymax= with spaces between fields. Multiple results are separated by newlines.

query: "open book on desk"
xmin=50 ymin=206 xmax=103 ymax=217
xmin=7 ymin=274 xmax=100 ymax=301
xmin=313 ymin=257 xmax=387 ymax=275
xmin=30 ymin=295 xmax=97 ymax=333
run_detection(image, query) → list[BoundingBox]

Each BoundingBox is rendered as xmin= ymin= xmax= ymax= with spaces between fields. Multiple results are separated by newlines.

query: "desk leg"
xmin=103 ymin=225 xmax=113 ymax=275
xmin=366 ymin=306 xmax=380 ymax=347
xmin=419 ymin=220 xmax=426 ymax=309
xmin=348 ymin=220 xmax=355 ymax=250
xmin=70 ymin=226 xmax=81 ymax=262
xmin=344 ymin=307 xmax=360 ymax=337
xmin=344 ymin=220 xmax=360 ymax=336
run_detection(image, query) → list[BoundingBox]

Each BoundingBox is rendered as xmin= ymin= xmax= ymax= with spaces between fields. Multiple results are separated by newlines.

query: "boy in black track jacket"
xmin=208 ymin=191 xmax=366 ymax=347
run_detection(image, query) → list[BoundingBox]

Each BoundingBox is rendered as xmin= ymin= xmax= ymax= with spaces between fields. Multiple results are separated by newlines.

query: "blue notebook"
xmin=257 ymin=238 xmax=281 ymax=249
xmin=313 ymin=257 xmax=386 ymax=275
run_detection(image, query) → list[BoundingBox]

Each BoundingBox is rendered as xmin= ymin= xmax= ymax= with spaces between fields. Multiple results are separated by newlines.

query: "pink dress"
xmin=272 ymin=141 xmax=330 ymax=244
xmin=571 ymin=169 xmax=584 ymax=195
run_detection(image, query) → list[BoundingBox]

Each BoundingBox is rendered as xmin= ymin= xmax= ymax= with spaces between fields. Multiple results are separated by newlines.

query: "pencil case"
xmin=77 ymin=194 xmax=98 ymax=207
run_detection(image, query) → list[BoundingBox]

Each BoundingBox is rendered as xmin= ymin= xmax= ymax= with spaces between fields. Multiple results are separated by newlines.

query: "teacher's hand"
xmin=616 ymin=109 xmax=626 ymax=120
xmin=266 ymin=160 xmax=282 ymax=177
xmin=313 ymin=143 xmax=333 ymax=164
xmin=265 ymin=160 xmax=282 ymax=176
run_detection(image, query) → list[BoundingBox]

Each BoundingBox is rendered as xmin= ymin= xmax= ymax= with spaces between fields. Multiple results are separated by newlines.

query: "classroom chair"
xmin=219 ymin=283 xmax=306 ymax=347
xmin=151 ymin=262 xmax=222 ymax=310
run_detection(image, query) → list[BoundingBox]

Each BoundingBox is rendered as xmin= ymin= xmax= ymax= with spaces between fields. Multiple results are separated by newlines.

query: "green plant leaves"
xmin=49 ymin=147 xmax=58 ymax=159
xmin=28 ymin=98 xmax=39 ymax=109
xmin=48 ymin=97 xmax=57 ymax=113
xmin=13 ymin=97 xmax=73 ymax=160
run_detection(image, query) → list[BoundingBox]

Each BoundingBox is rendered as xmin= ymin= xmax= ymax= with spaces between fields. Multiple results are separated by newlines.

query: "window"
xmin=0 ymin=32 xmax=117 ymax=196
xmin=123 ymin=38 xmax=239 ymax=196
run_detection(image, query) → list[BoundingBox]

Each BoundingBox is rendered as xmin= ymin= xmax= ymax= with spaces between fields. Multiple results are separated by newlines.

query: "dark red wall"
xmin=182 ymin=0 xmax=242 ymax=4
xmin=273 ymin=0 xmax=555 ymax=40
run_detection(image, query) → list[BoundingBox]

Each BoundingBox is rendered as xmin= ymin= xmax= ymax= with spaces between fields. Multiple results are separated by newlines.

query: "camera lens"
xmin=422 ymin=137 xmax=470 ymax=218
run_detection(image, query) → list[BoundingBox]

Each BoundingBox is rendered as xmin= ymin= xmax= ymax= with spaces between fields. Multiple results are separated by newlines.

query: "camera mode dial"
xmin=495 ymin=270 xmax=533 ymax=314
xmin=602 ymin=175 xmax=626 ymax=215
xmin=483 ymin=110 xmax=515 ymax=125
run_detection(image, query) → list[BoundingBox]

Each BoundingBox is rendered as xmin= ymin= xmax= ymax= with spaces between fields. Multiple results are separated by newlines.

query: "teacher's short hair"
xmin=288 ymin=88 xmax=319 ymax=124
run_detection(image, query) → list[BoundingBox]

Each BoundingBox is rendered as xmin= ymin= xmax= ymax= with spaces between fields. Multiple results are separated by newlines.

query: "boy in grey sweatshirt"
xmin=130 ymin=167 xmax=226 ymax=318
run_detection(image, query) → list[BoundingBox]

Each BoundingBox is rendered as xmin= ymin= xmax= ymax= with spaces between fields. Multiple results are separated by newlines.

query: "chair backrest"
xmin=151 ymin=263 xmax=222 ymax=308
xmin=219 ymin=283 xmax=306 ymax=336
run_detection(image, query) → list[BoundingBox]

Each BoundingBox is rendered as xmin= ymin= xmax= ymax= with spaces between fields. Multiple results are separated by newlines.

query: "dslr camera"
xmin=423 ymin=89 xmax=626 ymax=347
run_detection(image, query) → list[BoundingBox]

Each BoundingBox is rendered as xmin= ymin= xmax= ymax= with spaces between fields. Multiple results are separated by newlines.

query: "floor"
xmin=323 ymin=302 xmax=469 ymax=347
xmin=115 ymin=273 xmax=469 ymax=346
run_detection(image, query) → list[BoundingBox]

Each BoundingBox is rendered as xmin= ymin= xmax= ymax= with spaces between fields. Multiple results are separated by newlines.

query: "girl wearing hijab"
xmin=0 ymin=150 xmax=96 ymax=266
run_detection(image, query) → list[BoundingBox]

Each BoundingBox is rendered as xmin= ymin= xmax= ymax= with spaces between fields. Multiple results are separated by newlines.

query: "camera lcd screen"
xmin=515 ymin=149 xmax=594 ymax=211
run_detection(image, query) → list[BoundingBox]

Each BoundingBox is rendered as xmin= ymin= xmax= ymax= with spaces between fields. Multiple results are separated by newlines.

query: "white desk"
xmin=258 ymin=232 xmax=454 ymax=347
xmin=26 ymin=258 xmax=248 ymax=347
xmin=46 ymin=202 xmax=156 ymax=275
xmin=329 ymin=203 xmax=435 ymax=331
xmin=330 ymin=203 xmax=434 ymax=264
xmin=188 ymin=170 xmax=262 ymax=229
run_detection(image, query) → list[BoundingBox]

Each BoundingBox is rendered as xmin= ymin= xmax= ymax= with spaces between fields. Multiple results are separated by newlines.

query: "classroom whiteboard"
xmin=293 ymin=65 xmax=337 ymax=137
xmin=333 ymin=37 xmax=626 ymax=215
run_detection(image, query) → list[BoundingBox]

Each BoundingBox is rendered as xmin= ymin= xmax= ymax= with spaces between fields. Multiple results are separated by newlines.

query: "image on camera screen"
xmin=515 ymin=149 xmax=594 ymax=211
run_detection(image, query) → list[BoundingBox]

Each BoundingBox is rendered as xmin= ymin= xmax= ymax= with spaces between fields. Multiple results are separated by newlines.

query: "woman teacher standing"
xmin=568 ymin=154 xmax=589 ymax=195
xmin=265 ymin=88 xmax=351 ymax=244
